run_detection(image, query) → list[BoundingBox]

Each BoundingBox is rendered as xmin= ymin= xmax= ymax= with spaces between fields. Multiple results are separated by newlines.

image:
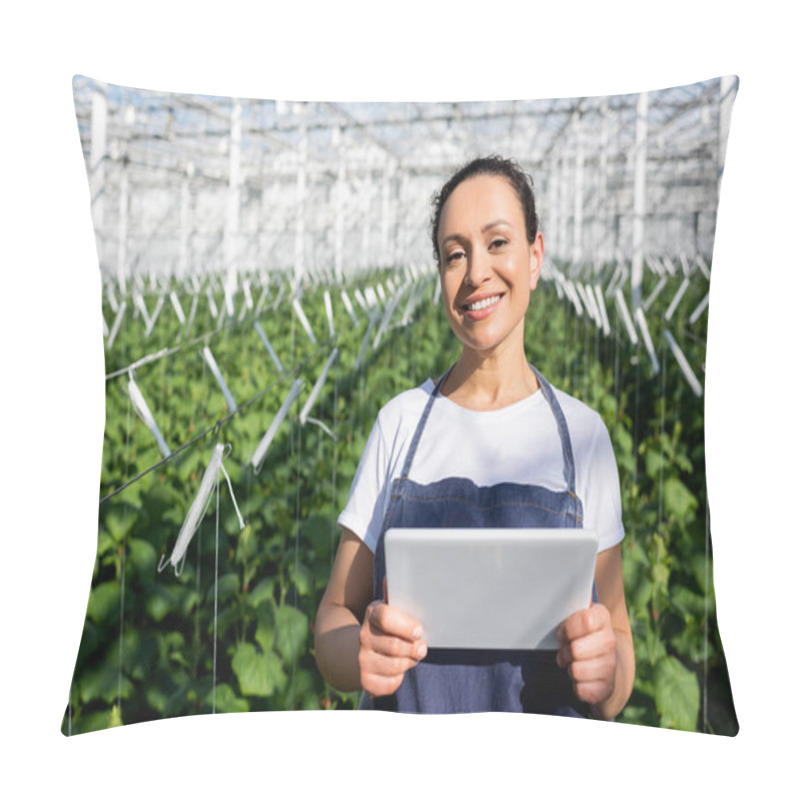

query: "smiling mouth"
xmin=463 ymin=294 xmax=501 ymax=312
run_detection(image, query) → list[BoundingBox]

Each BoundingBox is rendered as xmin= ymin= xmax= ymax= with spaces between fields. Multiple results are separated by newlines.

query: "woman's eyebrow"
xmin=481 ymin=219 xmax=512 ymax=232
xmin=440 ymin=220 xmax=513 ymax=247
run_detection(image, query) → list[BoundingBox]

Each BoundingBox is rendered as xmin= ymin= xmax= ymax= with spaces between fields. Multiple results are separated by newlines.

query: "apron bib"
xmin=369 ymin=364 xmax=592 ymax=716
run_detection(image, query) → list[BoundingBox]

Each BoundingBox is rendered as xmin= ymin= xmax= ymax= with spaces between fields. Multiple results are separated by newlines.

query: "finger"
xmin=362 ymin=672 xmax=406 ymax=699
xmin=563 ymin=628 xmax=617 ymax=665
xmin=363 ymin=627 xmax=428 ymax=662
xmin=556 ymin=643 xmax=572 ymax=669
xmin=561 ymin=604 xmax=610 ymax=641
xmin=572 ymin=679 xmax=613 ymax=707
xmin=362 ymin=646 xmax=426 ymax=678
xmin=367 ymin=601 xmax=423 ymax=642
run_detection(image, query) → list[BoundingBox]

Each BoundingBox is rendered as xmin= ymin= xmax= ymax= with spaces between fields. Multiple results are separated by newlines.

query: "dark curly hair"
xmin=430 ymin=155 xmax=539 ymax=265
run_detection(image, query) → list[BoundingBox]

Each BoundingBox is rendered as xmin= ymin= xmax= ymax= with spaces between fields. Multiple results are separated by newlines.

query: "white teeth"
xmin=466 ymin=295 xmax=500 ymax=311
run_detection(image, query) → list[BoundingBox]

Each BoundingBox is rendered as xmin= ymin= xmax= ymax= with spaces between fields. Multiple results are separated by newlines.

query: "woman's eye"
xmin=446 ymin=251 xmax=465 ymax=263
xmin=490 ymin=239 xmax=507 ymax=249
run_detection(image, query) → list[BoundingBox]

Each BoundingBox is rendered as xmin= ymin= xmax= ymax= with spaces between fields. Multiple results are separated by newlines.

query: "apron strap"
xmin=528 ymin=364 xmax=578 ymax=496
xmin=398 ymin=366 xmax=452 ymax=480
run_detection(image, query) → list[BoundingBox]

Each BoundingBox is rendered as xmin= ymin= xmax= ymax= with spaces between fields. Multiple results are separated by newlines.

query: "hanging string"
xmin=212 ymin=443 xmax=220 ymax=714
xmin=331 ymin=370 xmax=339 ymax=571
xmin=116 ymin=379 xmax=134 ymax=723
xmin=703 ymin=500 xmax=710 ymax=732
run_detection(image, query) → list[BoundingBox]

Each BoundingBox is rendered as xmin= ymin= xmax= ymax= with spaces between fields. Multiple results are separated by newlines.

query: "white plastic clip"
xmin=614 ymin=289 xmax=638 ymax=346
xmin=664 ymin=277 xmax=690 ymax=322
xmin=634 ymin=307 xmax=659 ymax=374
xmin=593 ymin=284 xmax=611 ymax=336
xmin=254 ymin=321 xmax=285 ymax=373
xmin=169 ymin=291 xmax=186 ymax=326
xmin=663 ymin=330 xmax=702 ymax=397
xmin=206 ymin=288 xmax=219 ymax=319
xmin=134 ymin=292 xmax=152 ymax=330
xmin=127 ymin=372 xmax=171 ymax=458
xmin=299 ymin=348 xmax=339 ymax=425
xmin=106 ymin=301 xmax=127 ymax=350
xmin=251 ymin=379 xmax=304 ymax=473
xmin=203 ymin=346 xmax=237 ymax=413
xmin=324 ymin=290 xmax=335 ymax=339
xmin=158 ymin=443 xmax=245 ymax=577
xmin=340 ymin=290 xmax=359 ymax=326
xmin=689 ymin=293 xmax=709 ymax=325
xmin=643 ymin=276 xmax=668 ymax=313
xmin=292 ymin=297 xmax=317 ymax=344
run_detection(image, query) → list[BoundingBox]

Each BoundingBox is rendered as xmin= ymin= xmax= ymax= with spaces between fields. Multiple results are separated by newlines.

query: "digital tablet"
xmin=384 ymin=527 xmax=599 ymax=650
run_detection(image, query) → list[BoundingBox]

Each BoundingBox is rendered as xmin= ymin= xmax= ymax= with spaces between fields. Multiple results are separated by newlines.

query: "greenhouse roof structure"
xmin=72 ymin=75 xmax=737 ymax=294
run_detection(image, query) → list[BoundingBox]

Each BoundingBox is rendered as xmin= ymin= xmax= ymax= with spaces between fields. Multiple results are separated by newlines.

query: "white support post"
xmin=225 ymin=100 xmax=242 ymax=317
xmin=597 ymin=98 xmax=609 ymax=266
xmin=632 ymin=91 xmax=648 ymax=310
xmin=719 ymin=76 xmax=738 ymax=192
xmin=360 ymin=174 xmax=371 ymax=269
xmin=179 ymin=162 xmax=194 ymax=280
xmin=294 ymin=104 xmax=307 ymax=286
xmin=116 ymin=157 xmax=128 ymax=290
xmin=334 ymin=126 xmax=345 ymax=282
xmin=90 ymin=82 xmax=108 ymax=271
xmin=572 ymin=114 xmax=584 ymax=266
xmin=381 ymin=158 xmax=395 ymax=267
xmin=557 ymin=156 xmax=568 ymax=262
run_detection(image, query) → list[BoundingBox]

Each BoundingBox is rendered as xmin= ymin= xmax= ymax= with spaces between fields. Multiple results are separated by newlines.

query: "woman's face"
xmin=437 ymin=173 xmax=543 ymax=359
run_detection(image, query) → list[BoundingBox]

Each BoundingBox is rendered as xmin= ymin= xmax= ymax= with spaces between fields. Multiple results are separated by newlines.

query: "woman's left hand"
xmin=556 ymin=603 xmax=618 ymax=709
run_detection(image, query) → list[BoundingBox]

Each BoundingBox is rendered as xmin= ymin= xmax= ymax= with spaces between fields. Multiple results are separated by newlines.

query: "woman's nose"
xmin=465 ymin=248 xmax=491 ymax=286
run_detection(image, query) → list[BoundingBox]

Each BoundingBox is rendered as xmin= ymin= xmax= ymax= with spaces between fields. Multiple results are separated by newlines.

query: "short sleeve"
xmin=582 ymin=416 xmax=626 ymax=552
xmin=337 ymin=415 xmax=392 ymax=553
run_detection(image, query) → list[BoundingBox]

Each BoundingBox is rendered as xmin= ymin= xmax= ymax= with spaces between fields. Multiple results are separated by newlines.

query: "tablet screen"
xmin=384 ymin=527 xmax=598 ymax=649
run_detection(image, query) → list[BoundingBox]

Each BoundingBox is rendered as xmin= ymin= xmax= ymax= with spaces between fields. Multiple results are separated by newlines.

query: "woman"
xmin=315 ymin=155 xmax=634 ymax=719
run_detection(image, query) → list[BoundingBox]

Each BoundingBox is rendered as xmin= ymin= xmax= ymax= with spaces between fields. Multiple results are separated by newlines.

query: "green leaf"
xmin=247 ymin=577 xmax=276 ymax=608
xmin=663 ymin=476 xmax=698 ymax=523
xmin=208 ymin=683 xmax=250 ymax=713
xmin=255 ymin=603 xmax=276 ymax=654
xmin=104 ymin=509 xmax=136 ymax=543
xmin=231 ymin=643 xmax=286 ymax=697
xmin=108 ymin=704 xmax=124 ymax=728
xmin=128 ymin=539 xmax=157 ymax=575
xmin=87 ymin=581 xmax=120 ymax=625
xmin=654 ymin=656 xmax=700 ymax=731
xmin=274 ymin=605 xmax=308 ymax=662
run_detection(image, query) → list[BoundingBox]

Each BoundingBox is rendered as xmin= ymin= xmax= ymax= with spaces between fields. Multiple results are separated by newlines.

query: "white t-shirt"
xmin=338 ymin=379 xmax=625 ymax=554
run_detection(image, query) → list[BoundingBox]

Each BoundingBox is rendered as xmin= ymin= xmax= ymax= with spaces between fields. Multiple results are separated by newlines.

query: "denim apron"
xmin=368 ymin=364 xmax=592 ymax=716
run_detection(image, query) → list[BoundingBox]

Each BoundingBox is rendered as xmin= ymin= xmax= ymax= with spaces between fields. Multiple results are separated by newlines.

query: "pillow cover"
xmin=63 ymin=74 xmax=738 ymax=735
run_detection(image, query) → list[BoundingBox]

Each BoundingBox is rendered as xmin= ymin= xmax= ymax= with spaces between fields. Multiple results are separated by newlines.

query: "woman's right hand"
xmin=358 ymin=599 xmax=427 ymax=697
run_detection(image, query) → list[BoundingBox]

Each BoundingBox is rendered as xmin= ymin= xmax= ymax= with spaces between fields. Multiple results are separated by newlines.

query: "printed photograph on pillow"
xmin=63 ymin=75 xmax=738 ymax=734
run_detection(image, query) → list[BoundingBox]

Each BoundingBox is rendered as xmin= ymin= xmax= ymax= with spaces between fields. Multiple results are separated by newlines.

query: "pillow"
xmin=63 ymin=74 xmax=738 ymax=735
